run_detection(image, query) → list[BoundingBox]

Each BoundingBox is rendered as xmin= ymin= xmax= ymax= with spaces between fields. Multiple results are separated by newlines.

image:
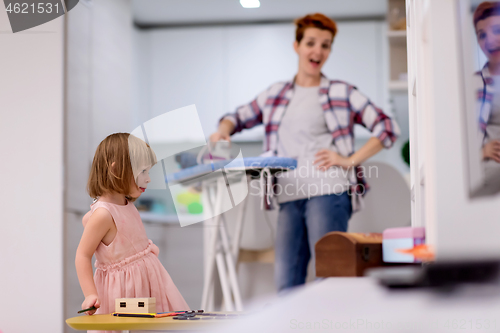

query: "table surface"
xmin=199 ymin=277 xmax=500 ymax=333
xmin=67 ymin=278 xmax=500 ymax=332
xmin=65 ymin=312 xmax=237 ymax=331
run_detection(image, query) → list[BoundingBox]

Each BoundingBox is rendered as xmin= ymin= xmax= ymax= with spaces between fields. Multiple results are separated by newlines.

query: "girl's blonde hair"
xmin=87 ymin=133 xmax=157 ymax=200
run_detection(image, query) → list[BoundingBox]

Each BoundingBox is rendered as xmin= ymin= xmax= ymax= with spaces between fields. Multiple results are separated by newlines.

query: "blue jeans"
xmin=274 ymin=192 xmax=352 ymax=292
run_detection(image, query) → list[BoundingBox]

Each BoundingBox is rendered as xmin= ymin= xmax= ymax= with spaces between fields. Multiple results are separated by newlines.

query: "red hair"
xmin=294 ymin=13 xmax=337 ymax=43
xmin=474 ymin=2 xmax=500 ymax=28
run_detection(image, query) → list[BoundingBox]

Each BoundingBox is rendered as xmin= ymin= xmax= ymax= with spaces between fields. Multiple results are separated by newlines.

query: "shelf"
xmin=388 ymin=30 xmax=407 ymax=47
xmin=387 ymin=30 xmax=407 ymax=38
xmin=388 ymin=80 xmax=408 ymax=91
xmin=139 ymin=211 xmax=202 ymax=225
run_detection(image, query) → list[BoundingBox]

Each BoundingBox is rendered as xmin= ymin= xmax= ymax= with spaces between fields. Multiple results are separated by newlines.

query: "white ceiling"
xmin=132 ymin=0 xmax=387 ymax=26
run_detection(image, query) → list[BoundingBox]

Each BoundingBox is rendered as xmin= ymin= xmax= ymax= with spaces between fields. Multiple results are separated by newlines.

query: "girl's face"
xmin=477 ymin=15 xmax=500 ymax=63
xmin=294 ymin=27 xmax=333 ymax=78
xmin=129 ymin=165 xmax=152 ymax=198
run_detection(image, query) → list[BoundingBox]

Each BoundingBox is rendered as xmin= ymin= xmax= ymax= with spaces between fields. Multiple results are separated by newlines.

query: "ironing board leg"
xmin=231 ymin=188 xmax=247 ymax=261
xmin=201 ymin=181 xmax=223 ymax=311
xmin=200 ymin=223 xmax=217 ymax=311
xmin=201 ymin=177 xmax=246 ymax=312
xmin=220 ymin=220 xmax=244 ymax=311
xmin=215 ymin=243 xmax=234 ymax=311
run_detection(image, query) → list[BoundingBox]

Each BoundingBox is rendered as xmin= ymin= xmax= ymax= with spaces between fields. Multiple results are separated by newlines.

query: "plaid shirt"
xmin=476 ymin=64 xmax=494 ymax=145
xmin=222 ymin=75 xmax=400 ymax=211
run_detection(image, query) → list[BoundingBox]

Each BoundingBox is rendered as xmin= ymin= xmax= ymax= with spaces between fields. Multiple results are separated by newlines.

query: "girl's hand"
xmin=483 ymin=140 xmax=500 ymax=162
xmin=82 ymin=294 xmax=100 ymax=315
xmin=209 ymin=131 xmax=231 ymax=143
xmin=313 ymin=149 xmax=352 ymax=170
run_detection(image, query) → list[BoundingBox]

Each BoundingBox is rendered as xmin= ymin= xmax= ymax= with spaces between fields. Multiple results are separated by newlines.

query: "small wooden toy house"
xmin=114 ymin=297 xmax=156 ymax=314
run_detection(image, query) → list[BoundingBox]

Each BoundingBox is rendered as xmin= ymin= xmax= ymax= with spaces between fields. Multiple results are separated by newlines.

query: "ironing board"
xmin=166 ymin=157 xmax=297 ymax=312
xmin=166 ymin=157 xmax=297 ymax=185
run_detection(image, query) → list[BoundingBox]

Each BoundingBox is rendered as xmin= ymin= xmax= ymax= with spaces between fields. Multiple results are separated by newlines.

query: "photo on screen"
xmin=459 ymin=0 xmax=500 ymax=197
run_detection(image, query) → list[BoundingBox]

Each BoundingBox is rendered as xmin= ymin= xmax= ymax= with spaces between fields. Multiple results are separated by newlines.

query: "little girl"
xmin=75 ymin=133 xmax=189 ymax=317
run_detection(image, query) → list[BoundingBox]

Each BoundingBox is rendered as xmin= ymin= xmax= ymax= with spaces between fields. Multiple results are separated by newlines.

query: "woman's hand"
xmin=210 ymin=119 xmax=235 ymax=142
xmin=483 ymin=140 xmax=500 ymax=162
xmin=209 ymin=131 xmax=231 ymax=143
xmin=81 ymin=294 xmax=100 ymax=315
xmin=313 ymin=149 xmax=352 ymax=170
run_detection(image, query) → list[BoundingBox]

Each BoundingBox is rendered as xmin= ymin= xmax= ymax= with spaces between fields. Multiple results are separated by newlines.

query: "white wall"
xmin=137 ymin=20 xmax=389 ymax=143
xmin=0 ymin=11 xmax=64 ymax=333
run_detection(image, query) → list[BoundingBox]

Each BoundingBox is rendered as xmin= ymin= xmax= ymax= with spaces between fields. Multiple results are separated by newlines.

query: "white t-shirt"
xmin=276 ymin=85 xmax=352 ymax=203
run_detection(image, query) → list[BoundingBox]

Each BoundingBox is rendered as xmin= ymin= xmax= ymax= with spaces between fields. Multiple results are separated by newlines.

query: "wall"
xmin=137 ymin=20 xmax=389 ymax=141
xmin=64 ymin=1 xmax=135 ymax=331
xmin=0 ymin=10 xmax=65 ymax=333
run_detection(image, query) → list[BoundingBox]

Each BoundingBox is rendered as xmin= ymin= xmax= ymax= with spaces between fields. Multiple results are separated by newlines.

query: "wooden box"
xmin=315 ymin=232 xmax=383 ymax=277
xmin=115 ymin=297 xmax=156 ymax=314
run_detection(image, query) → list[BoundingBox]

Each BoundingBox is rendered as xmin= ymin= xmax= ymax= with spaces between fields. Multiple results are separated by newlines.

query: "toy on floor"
xmin=382 ymin=227 xmax=425 ymax=263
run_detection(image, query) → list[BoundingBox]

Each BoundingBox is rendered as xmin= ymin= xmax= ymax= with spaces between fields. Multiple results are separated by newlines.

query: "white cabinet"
xmin=405 ymin=0 xmax=426 ymax=228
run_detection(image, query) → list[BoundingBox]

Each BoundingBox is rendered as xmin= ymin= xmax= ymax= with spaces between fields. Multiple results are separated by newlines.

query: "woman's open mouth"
xmin=488 ymin=47 xmax=500 ymax=56
xmin=139 ymin=187 xmax=146 ymax=192
xmin=310 ymin=59 xmax=321 ymax=68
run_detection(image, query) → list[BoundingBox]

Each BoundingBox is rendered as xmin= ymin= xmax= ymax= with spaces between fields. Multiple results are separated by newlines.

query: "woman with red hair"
xmin=210 ymin=13 xmax=400 ymax=292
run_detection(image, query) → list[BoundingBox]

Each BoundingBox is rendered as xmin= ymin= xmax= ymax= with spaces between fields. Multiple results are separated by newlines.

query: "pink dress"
xmin=87 ymin=199 xmax=189 ymax=315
